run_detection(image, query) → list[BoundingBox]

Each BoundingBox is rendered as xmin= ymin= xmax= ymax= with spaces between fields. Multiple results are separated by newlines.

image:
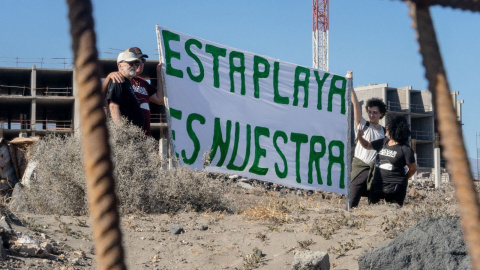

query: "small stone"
xmin=70 ymin=257 xmax=80 ymax=265
xmin=237 ymin=182 xmax=254 ymax=190
xmin=292 ymin=251 xmax=329 ymax=270
xmin=17 ymin=243 xmax=49 ymax=258
xmin=40 ymin=242 xmax=53 ymax=254
xmin=9 ymin=183 xmax=27 ymax=213
xmin=0 ymin=216 xmax=12 ymax=231
xmin=74 ymin=250 xmax=86 ymax=258
xmin=169 ymin=224 xmax=185 ymax=235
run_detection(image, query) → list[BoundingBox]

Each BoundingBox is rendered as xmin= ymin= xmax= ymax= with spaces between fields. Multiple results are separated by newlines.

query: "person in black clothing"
xmin=106 ymin=51 xmax=144 ymax=129
xmin=357 ymin=115 xmax=417 ymax=206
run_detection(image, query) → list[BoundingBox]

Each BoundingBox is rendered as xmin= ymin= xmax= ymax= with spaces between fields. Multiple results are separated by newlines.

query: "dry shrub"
xmin=23 ymin=118 xmax=233 ymax=215
xmin=23 ymin=133 xmax=86 ymax=215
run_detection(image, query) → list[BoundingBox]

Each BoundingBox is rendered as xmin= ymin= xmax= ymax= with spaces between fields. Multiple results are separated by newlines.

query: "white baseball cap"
xmin=117 ymin=51 xmax=141 ymax=63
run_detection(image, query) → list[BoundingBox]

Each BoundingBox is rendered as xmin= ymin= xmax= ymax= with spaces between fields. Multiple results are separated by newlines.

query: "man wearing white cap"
xmin=103 ymin=47 xmax=164 ymax=136
xmin=106 ymin=51 xmax=144 ymax=129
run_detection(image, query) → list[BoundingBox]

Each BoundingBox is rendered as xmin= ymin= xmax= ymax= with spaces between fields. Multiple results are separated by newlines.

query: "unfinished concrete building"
xmin=354 ymin=83 xmax=463 ymax=182
xmin=0 ymin=60 xmax=167 ymax=141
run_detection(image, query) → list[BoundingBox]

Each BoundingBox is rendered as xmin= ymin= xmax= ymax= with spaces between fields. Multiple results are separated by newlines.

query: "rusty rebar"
xmin=66 ymin=0 xmax=126 ymax=269
xmin=402 ymin=0 xmax=480 ymax=12
xmin=409 ymin=2 xmax=480 ymax=269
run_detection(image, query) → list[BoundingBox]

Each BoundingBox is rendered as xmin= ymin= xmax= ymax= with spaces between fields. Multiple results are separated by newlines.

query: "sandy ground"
xmin=3 ymin=183 xmax=448 ymax=270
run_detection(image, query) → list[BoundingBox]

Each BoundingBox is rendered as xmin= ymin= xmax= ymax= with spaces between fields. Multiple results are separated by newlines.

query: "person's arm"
xmin=101 ymin=72 xmax=124 ymax=99
xmin=405 ymin=147 xmax=417 ymax=178
xmin=150 ymin=63 xmax=165 ymax=105
xmin=357 ymin=129 xmax=373 ymax=150
xmin=406 ymin=163 xmax=417 ymax=179
xmin=347 ymin=71 xmax=362 ymax=128
xmin=108 ymin=102 xmax=122 ymax=123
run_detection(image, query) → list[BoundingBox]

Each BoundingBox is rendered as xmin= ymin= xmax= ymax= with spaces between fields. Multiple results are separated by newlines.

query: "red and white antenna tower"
xmin=312 ymin=0 xmax=329 ymax=71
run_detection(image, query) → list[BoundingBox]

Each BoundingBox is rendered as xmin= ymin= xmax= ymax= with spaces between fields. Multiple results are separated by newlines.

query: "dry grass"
xmin=242 ymin=195 xmax=294 ymax=224
xmin=239 ymin=181 xmax=463 ymax=245
xmin=328 ymin=239 xmax=360 ymax=258
xmin=22 ymin=118 xmax=235 ymax=215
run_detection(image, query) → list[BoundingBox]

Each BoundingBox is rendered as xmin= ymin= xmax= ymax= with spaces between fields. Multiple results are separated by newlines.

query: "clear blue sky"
xmin=1 ymin=1 xmax=479 ymax=161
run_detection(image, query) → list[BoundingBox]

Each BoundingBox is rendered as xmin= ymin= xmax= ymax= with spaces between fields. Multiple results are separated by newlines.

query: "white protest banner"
xmin=156 ymin=25 xmax=351 ymax=195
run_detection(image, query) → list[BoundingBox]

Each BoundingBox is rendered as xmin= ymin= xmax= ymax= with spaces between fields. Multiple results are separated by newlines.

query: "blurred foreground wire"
xmin=408 ymin=2 xmax=480 ymax=269
xmin=66 ymin=0 xmax=126 ymax=269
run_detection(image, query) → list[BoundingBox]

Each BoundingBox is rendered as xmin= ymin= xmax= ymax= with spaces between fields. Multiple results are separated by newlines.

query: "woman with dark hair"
xmin=357 ymin=115 xmax=417 ymax=206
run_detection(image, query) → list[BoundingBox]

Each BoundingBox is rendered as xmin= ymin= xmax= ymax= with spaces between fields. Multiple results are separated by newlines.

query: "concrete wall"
xmin=411 ymin=117 xmax=434 ymax=140
xmin=416 ymin=143 xmax=434 ymax=168
xmin=410 ymin=90 xmax=433 ymax=113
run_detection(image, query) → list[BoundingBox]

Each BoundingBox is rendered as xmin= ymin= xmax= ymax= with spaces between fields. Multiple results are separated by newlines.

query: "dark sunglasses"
xmin=123 ymin=60 xmax=141 ymax=66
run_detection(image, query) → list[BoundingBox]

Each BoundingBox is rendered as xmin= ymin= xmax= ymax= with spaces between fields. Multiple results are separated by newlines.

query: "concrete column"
xmin=457 ymin=100 xmax=464 ymax=124
xmin=73 ymin=70 xmax=81 ymax=132
xmin=405 ymin=86 xmax=412 ymax=113
xmin=451 ymin=91 xmax=458 ymax=108
xmin=434 ymin=147 xmax=441 ymax=188
xmin=31 ymin=65 xmax=37 ymax=136
xmin=159 ymin=137 xmax=168 ymax=163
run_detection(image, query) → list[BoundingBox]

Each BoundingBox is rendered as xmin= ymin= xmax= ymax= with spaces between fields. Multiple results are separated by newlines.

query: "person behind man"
xmin=357 ymin=115 xmax=417 ymax=206
xmin=348 ymin=71 xmax=387 ymax=208
xmin=103 ymin=47 xmax=164 ymax=136
xmin=106 ymin=51 xmax=145 ymax=129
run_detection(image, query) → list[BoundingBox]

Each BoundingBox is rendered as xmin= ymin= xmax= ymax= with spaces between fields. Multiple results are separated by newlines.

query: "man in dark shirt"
xmin=106 ymin=51 xmax=145 ymax=129
xmin=102 ymin=47 xmax=164 ymax=135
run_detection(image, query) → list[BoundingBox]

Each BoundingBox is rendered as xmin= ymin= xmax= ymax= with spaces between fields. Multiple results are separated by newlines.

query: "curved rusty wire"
xmin=409 ymin=2 xmax=480 ymax=269
xmin=403 ymin=0 xmax=480 ymax=12
xmin=66 ymin=0 xmax=127 ymax=269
